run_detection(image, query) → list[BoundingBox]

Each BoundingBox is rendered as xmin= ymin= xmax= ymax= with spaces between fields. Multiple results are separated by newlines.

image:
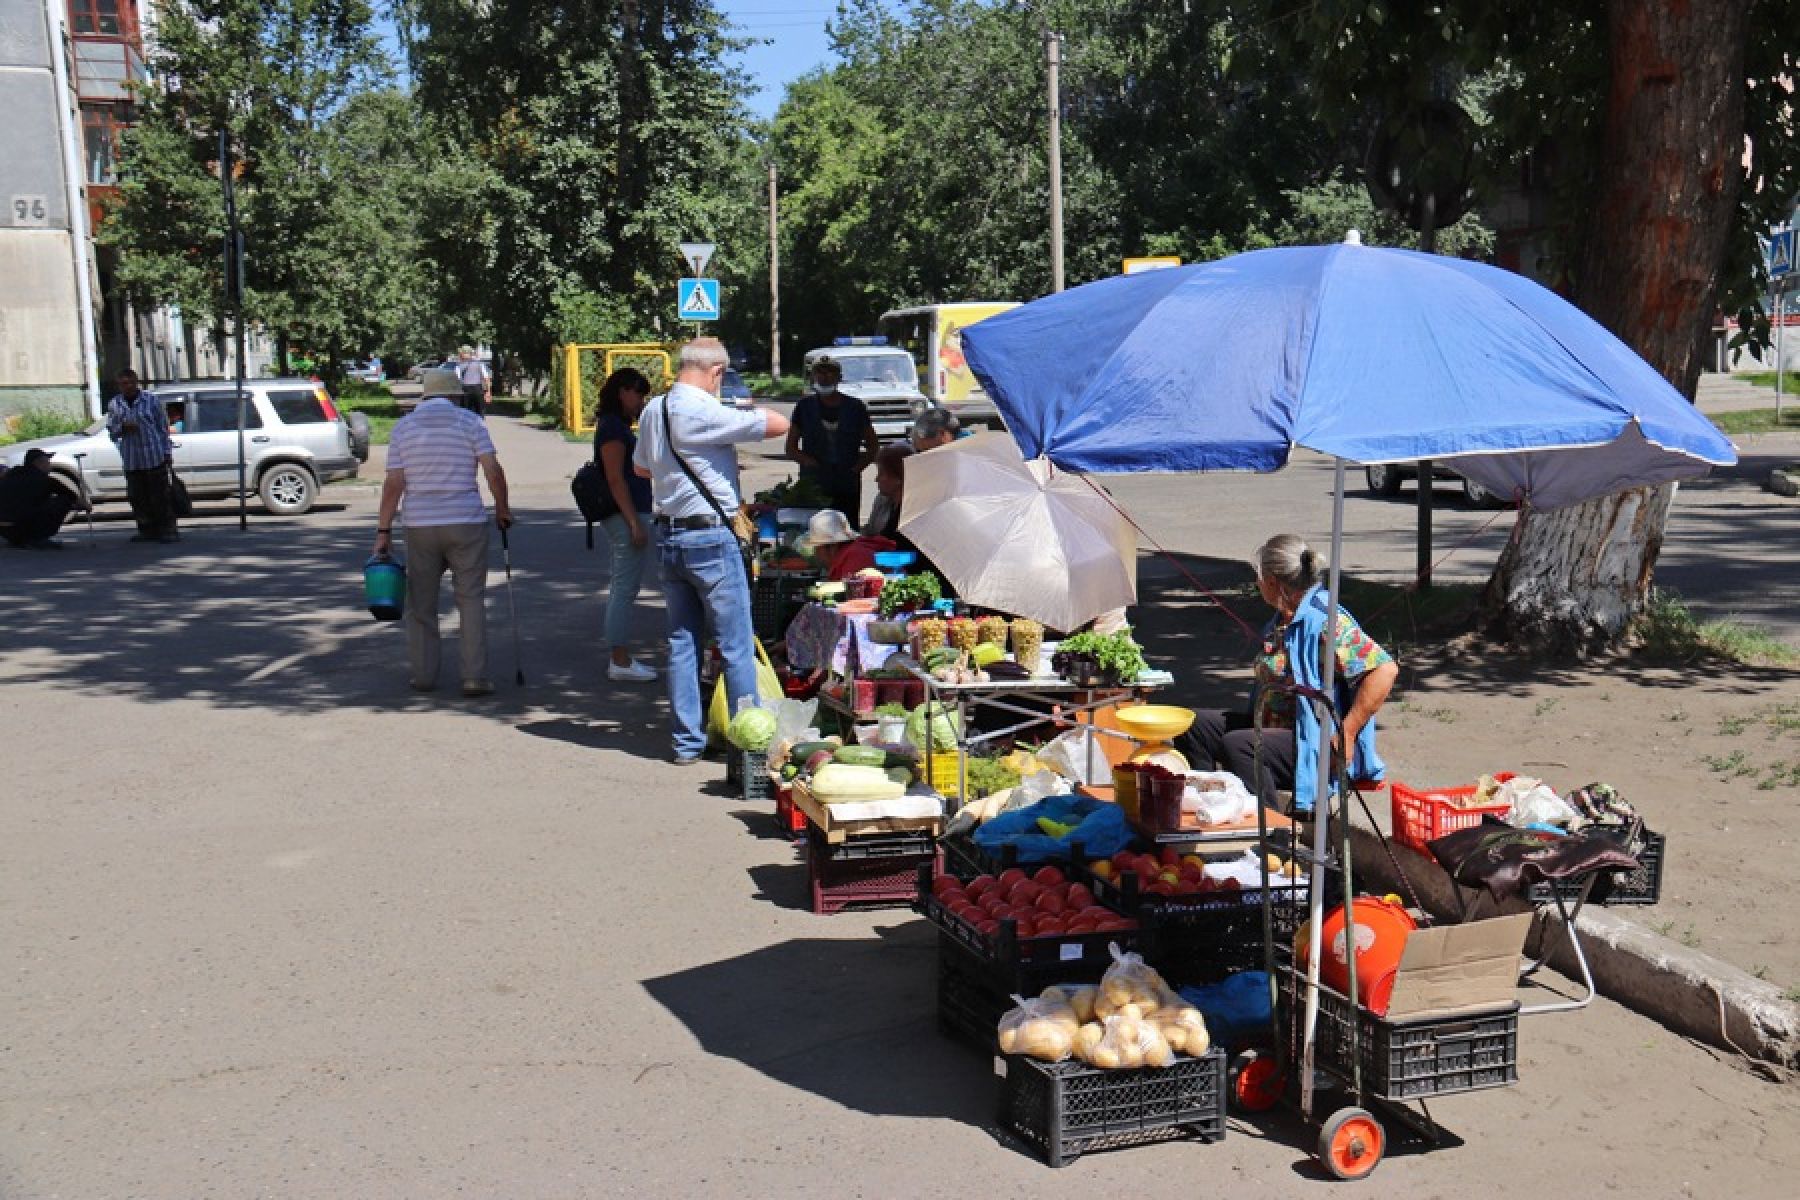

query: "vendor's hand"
xmin=373 ymin=529 xmax=392 ymax=553
xmin=628 ymin=520 xmax=648 ymax=549
xmin=495 ymin=506 xmax=514 ymax=531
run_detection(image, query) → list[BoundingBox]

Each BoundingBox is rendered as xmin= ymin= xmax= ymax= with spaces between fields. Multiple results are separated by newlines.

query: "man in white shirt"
xmin=634 ymin=338 xmax=790 ymax=763
xmin=374 ymin=368 xmax=513 ymax=697
xmin=455 ymin=345 xmax=491 ymax=415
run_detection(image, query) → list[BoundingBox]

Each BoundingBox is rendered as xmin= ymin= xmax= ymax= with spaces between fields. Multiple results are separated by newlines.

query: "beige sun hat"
xmin=798 ymin=508 xmax=856 ymax=553
xmin=420 ymin=367 xmax=463 ymax=399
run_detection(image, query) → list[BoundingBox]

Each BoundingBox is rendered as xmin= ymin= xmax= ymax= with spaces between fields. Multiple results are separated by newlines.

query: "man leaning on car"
xmin=105 ymin=369 xmax=179 ymax=543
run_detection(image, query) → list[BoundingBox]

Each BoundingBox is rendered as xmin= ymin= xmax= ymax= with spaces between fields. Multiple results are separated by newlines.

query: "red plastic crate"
xmin=774 ymin=784 xmax=806 ymax=840
xmin=807 ymin=829 xmax=935 ymax=914
xmin=1389 ymin=772 xmax=1515 ymax=853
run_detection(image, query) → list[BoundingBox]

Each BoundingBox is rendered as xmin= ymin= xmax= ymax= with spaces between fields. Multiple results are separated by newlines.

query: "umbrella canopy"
xmin=898 ymin=434 xmax=1137 ymax=632
xmin=962 ymin=242 xmax=1736 ymax=508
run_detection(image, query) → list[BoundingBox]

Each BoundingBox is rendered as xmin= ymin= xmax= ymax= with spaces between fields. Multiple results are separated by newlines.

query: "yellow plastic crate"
xmin=926 ymin=750 xmax=966 ymax=797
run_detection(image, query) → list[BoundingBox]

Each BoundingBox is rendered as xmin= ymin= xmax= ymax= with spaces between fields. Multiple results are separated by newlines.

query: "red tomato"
xmin=1033 ymin=865 xmax=1065 ymax=888
xmin=1160 ymin=847 xmax=1182 ymax=867
xmin=1013 ymin=916 xmax=1038 ymax=939
xmin=1008 ymin=881 xmax=1042 ymax=907
xmin=967 ymin=875 xmax=996 ymax=899
xmin=998 ymin=867 xmax=1028 ymax=889
xmin=1066 ymin=884 xmax=1095 ymax=909
xmin=1066 ymin=917 xmax=1098 ymax=934
xmin=976 ymin=918 xmax=999 ymax=936
xmin=1034 ymin=916 xmax=1066 ymax=936
xmin=1036 ymin=892 xmax=1066 ymax=916
xmin=1110 ymin=850 xmax=1137 ymax=871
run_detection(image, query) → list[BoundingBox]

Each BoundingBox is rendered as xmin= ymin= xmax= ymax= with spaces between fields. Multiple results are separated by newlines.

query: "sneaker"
xmin=461 ymin=678 xmax=495 ymax=698
xmin=607 ymin=659 xmax=657 ymax=683
xmin=671 ymin=752 xmax=703 ymax=766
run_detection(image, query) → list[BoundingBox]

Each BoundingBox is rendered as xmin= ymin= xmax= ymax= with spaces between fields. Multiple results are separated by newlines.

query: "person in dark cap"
xmin=0 ymin=448 xmax=85 ymax=550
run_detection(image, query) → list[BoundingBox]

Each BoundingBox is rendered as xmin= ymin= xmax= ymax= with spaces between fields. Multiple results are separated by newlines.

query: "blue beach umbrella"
xmin=962 ymin=239 xmax=1735 ymax=509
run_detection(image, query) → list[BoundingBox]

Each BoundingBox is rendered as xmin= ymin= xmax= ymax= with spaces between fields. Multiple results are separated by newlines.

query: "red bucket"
xmin=1298 ymin=896 xmax=1418 ymax=1016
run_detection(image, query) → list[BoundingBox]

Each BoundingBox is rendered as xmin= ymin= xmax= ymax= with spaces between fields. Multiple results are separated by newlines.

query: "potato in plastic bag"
xmin=1150 ymin=1004 xmax=1211 ymax=1057
xmin=1098 ymin=943 xmax=1172 ymax=1015
xmin=997 ymin=993 xmax=1077 ymax=1062
xmin=1076 ymin=1012 xmax=1175 ymax=1070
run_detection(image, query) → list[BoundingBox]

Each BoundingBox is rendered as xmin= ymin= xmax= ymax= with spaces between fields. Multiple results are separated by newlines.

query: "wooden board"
xmin=790 ymin=781 xmax=943 ymax=845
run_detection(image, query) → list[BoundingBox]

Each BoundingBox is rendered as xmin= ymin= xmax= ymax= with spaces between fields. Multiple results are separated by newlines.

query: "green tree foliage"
xmin=103 ymin=1 xmax=386 ymax=365
xmin=398 ymin=0 xmax=756 ymax=374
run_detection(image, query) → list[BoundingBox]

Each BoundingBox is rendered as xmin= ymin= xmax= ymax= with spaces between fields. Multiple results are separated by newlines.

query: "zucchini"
xmin=789 ymin=741 xmax=839 ymax=763
xmin=884 ymin=766 xmax=914 ymax=786
xmin=832 ymin=745 xmax=889 ymax=768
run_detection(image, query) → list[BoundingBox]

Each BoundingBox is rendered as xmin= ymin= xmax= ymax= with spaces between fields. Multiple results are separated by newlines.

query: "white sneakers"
xmin=608 ymin=659 xmax=658 ymax=683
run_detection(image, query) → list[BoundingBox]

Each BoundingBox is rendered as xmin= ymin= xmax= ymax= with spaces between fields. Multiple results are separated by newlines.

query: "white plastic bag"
xmin=1183 ymin=770 xmax=1256 ymax=825
xmin=1037 ymin=727 xmax=1108 ymax=786
xmin=1501 ymin=775 xmax=1579 ymax=828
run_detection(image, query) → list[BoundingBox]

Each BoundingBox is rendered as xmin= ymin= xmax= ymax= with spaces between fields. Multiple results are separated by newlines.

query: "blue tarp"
xmin=962 ymin=244 xmax=1735 ymax=510
xmin=970 ymin=793 xmax=1134 ymax=864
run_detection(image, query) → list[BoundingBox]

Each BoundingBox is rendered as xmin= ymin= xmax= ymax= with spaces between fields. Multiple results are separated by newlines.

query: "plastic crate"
xmin=806 ymin=827 xmax=934 ymax=915
xmin=751 ymin=570 xmax=819 ymax=642
xmin=1528 ymin=827 xmax=1665 ymax=906
xmin=924 ymin=749 xmax=965 ymax=797
xmin=1283 ymin=978 xmax=1520 ymax=1101
xmin=1389 ymin=772 xmax=1516 ymax=853
xmin=939 ymin=832 xmax=1096 ymax=880
xmin=935 ymin=933 xmax=1013 ymax=1051
xmin=916 ymin=869 xmax=1143 ymax=993
xmin=996 ymin=1049 xmax=1228 ymax=1167
xmin=725 ymin=750 xmax=771 ymax=804
xmin=774 ymin=784 xmax=806 ymax=840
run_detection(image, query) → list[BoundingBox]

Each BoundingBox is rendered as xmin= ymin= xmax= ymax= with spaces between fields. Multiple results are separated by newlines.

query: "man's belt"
xmin=654 ymin=513 xmax=724 ymax=530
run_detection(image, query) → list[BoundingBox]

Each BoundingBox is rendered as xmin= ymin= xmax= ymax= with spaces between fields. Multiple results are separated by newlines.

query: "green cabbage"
xmin=727 ymin=706 xmax=778 ymax=751
xmin=905 ymin=701 xmax=963 ymax=751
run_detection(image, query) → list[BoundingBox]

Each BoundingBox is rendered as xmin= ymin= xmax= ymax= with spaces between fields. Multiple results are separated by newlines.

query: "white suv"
xmin=802 ymin=339 xmax=937 ymax=441
xmin=0 ymin=379 xmax=360 ymax=516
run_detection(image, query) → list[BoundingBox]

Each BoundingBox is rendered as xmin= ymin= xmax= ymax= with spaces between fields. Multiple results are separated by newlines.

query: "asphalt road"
xmin=2 ymin=410 xmax=1795 ymax=1197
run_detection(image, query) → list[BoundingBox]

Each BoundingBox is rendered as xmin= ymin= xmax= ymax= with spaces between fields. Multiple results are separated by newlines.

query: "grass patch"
xmin=1708 ymin=407 xmax=1800 ymax=435
xmin=333 ymin=381 xmax=404 ymax=445
xmin=1742 ymin=371 xmax=1800 ymax=392
xmin=1 ymin=407 xmax=90 ymax=446
xmin=1635 ymin=589 xmax=1799 ymax=667
xmin=1332 ymin=576 xmax=1482 ymax=653
xmin=741 ymin=372 xmax=808 ymax=399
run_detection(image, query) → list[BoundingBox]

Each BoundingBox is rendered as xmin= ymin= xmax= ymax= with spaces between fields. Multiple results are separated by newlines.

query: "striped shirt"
xmin=386 ymin=397 xmax=497 ymax=526
xmin=105 ymin=389 xmax=173 ymax=471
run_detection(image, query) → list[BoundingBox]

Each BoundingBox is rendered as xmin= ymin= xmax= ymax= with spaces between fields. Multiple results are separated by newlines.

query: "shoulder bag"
xmin=167 ymin=463 xmax=194 ymax=518
xmin=661 ymin=399 xmax=755 ymax=581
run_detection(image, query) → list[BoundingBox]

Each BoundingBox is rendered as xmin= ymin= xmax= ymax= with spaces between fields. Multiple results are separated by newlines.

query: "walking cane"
xmin=500 ymin=524 xmax=525 ymax=686
xmin=71 ymin=452 xmax=98 ymax=546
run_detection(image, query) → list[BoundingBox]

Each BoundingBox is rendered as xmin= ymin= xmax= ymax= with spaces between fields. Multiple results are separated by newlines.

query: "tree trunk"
xmin=1484 ymin=0 xmax=1748 ymax=655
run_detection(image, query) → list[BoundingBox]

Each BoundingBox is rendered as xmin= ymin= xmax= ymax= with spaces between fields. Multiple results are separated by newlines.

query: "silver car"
xmin=0 ymin=379 xmax=360 ymax=516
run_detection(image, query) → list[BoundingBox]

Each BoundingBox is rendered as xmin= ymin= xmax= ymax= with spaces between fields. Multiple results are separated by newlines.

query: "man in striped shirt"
xmin=104 ymin=369 xmax=179 ymax=543
xmin=373 ymin=368 xmax=513 ymax=697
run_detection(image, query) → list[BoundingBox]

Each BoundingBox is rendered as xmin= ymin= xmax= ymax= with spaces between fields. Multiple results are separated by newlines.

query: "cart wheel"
xmin=1232 ymin=1051 xmax=1284 ymax=1112
xmin=1318 ymin=1107 xmax=1384 ymax=1181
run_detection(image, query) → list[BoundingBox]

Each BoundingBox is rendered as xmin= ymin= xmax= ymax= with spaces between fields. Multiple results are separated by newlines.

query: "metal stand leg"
xmin=1518 ymin=877 xmax=1598 ymax=1015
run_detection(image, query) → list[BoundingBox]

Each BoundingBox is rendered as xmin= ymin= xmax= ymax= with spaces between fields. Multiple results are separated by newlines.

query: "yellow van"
xmin=876 ymin=301 xmax=1020 ymax=428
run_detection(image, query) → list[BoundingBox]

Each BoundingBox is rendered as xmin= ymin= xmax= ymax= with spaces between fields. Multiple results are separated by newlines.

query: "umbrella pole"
xmin=1298 ymin=458 xmax=1348 ymax=1119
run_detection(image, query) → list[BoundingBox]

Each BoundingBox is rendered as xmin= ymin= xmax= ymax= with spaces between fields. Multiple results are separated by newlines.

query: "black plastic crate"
xmin=818 ymin=827 xmax=938 ymax=861
xmin=996 ymin=1049 xmax=1227 ymax=1167
xmin=936 ymin=933 xmax=1013 ymax=1052
xmin=1281 ymin=977 xmax=1520 ymax=1101
xmin=940 ymin=832 xmax=1095 ymax=881
xmin=1527 ymin=828 xmax=1665 ymax=907
xmin=807 ymin=827 xmax=933 ymax=915
xmin=751 ymin=570 xmax=819 ymax=642
xmin=916 ymin=868 xmax=1144 ymax=995
xmin=726 ymin=750 xmax=772 ymax=804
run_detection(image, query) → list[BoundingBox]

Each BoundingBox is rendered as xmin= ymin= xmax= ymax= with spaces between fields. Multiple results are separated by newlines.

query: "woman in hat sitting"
xmin=799 ymin=509 xmax=894 ymax=581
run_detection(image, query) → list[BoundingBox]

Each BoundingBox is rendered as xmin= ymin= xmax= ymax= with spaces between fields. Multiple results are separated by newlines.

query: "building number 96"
xmin=12 ymin=195 xmax=50 ymax=226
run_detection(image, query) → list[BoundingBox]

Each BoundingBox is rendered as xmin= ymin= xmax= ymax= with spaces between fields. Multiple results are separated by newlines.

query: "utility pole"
xmin=1046 ymin=30 xmax=1065 ymax=293
xmin=220 ymin=128 xmax=249 ymax=531
xmin=768 ymin=159 xmax=781 ymax=380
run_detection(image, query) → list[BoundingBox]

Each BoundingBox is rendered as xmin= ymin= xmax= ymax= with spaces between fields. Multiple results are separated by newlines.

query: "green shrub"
xmin=5 ymin=407 xmax=89 ymax=444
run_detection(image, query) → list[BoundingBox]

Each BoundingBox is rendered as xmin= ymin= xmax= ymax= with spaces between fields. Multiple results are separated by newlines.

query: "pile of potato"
xmin=996 ymin=950 xmax=1211 ymax=1068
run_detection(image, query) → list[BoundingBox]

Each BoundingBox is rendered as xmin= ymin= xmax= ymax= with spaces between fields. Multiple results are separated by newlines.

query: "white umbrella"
xmin=898 ymin=434 xmax=1137 ymax=632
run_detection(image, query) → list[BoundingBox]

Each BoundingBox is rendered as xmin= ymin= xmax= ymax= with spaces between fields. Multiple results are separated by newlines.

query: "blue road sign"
xmin=1769 ymin=228 xmax=1795 ymax=281
xmin=677 ymin=277 xmax=720 ymax=321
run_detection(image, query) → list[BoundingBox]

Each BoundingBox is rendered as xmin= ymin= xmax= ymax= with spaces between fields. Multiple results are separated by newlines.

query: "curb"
xmin=1345 ymin=824 xmax=1800 ymax=1071
xmin=1767 ymin=466 xmax=1800 ymax=497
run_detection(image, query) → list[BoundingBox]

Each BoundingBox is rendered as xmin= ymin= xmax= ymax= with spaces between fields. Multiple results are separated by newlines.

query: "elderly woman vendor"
xmin=1177 ymin=534 xmax=1399 ymax=812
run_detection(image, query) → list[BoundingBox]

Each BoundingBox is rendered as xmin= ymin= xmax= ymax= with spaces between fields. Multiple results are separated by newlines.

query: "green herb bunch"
xmin=879 ymin=571 xmax=942 ymax=617
xmin=1058 ymin=627 xmax=1148 ymax=683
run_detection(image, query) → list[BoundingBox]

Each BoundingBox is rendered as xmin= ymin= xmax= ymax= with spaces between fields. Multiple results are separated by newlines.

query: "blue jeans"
xmin=659 ymin=525 xmax=757 ymax=758
xmin=600 ymin=512 xmax=654 ymax=652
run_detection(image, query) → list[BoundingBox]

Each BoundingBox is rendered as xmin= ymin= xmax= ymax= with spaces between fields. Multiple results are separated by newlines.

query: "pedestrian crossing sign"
xmin=677 ymin=277 xmax=720 ymax=322
xmin=1769 ymin=228 xmax=1795 ymax=281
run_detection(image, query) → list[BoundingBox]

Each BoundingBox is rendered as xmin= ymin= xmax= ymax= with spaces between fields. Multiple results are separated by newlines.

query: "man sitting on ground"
xmin=0 ymin=449 xmax=85 ymax=550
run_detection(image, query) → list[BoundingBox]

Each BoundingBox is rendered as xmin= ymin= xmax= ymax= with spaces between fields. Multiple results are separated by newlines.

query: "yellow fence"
xmin=561 ymin=343 xmax=676 ymax=434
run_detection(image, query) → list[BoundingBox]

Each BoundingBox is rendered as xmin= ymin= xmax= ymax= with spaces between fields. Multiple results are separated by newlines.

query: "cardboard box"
xmin=1385 ymin=912 xmax=1532 ymax=1020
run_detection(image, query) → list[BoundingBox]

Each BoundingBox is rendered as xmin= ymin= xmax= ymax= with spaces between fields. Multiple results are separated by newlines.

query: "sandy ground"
xmin=2 ymin=409 xmax=1796 ymax=1196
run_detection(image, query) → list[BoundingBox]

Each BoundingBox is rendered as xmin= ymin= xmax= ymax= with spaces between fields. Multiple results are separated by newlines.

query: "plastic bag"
xmin=1075 ymin=1011 xmax=1176 ymax=1069
xmin=1036 ymin=726 xmax=1109 ymax=786
xmin=1148 ymin=1001 xmax=1211 ymax=1057
xmin=1178 ymin=972 xmax=1270 ymax=1054
xmin=996 ymin=993 xmax=1078 ymax=1061
xmin=1095 ymin=943 xmax=1177 ymax=1019
xmin=1040 ymin=984 xmax=1098 ymax=1025
xmin=1185 ymin=770 xmax=1256 ymax=825
xmin=971 ymin=793 xmax=1133 ymax=863
xmin=1500 ymin=775 xmax=1579 ymax=829
xmin=706 ymin=639 xmax=784 ymax=745
xmin=771 ymin=697 xmax=819 ymax=750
